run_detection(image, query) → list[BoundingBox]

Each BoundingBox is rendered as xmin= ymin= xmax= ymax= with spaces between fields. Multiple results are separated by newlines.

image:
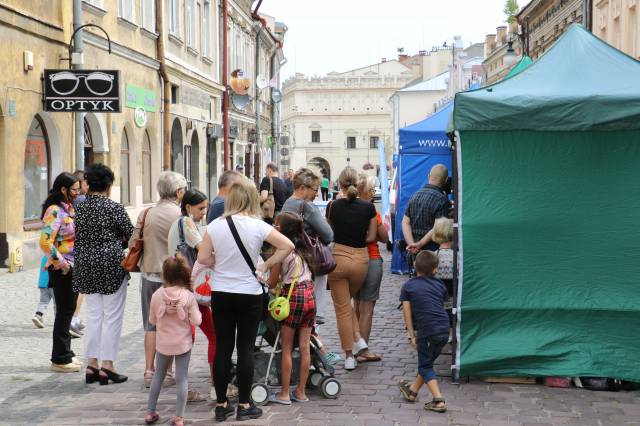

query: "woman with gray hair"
xmin=130 ymin=171 xmax=186 ymax=388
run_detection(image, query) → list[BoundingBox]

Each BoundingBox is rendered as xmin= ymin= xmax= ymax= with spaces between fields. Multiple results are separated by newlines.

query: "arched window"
xmin=190 ymin=131 xmax=199 ymax=189
xmin=24 ymin=115 xmax=50 ymax=221
xmin=121 ymin=129 xmax=130 ymax=205
xmin=142 ymin=131 xmax=152 ymax=202
xmin=171 ymin=119 xmax=184 ymax=174
xmin=84 ymin=118 xmax=94 ymax=167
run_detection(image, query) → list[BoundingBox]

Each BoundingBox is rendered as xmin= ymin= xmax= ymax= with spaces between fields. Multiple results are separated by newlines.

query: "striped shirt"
xmin=405 ymin=184 xmax=449 ymax=244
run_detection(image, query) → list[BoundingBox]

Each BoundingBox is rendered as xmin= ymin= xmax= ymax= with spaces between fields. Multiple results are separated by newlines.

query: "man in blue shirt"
xmin=206 ymin=170 xmax=242 ymax=224
xmin=398 ymin=250 xmax=449 ymax=413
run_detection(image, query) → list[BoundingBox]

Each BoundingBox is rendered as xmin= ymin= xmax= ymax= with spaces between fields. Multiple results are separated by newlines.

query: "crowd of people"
xmin=36 ymin=160 xmax=454 ymax=424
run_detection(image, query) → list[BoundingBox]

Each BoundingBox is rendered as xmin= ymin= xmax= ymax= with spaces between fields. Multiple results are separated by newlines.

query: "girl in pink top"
xmin=145 ymin=255 xmax=202 ymax=426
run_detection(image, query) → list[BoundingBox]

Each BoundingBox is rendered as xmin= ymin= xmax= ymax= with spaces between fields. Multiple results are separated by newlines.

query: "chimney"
xmin=485 ymin=34 xmax=496 ymax=57
xmin=398 ymin=54 xmax=410 ymax=64
xmin=381 ymin=57 xmax=387 ymax=63
xmin=418 ymin=50 xmax=426 ymax=56
xmin=496 ymin=26 xmax=508 ymax=46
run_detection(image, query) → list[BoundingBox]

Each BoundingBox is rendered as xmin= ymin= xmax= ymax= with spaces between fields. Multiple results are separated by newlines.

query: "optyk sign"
xmin=43 ymin=69 xmax=121 ymax=112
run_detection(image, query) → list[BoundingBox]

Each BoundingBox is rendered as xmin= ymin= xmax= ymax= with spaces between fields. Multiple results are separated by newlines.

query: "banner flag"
xmin=377 ymin=137 xmax=391 ymax=240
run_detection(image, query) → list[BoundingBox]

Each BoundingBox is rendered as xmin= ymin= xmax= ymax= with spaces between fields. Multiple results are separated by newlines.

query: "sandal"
xmin=170 ymin=416 xmax=184 ymax=426
xmin=144 ymin=370 xmax=154 ymax=389
xmin=163 ymin=371 xmax=176 ymax=387
xmin=187 ymin=389 xmax=206 ymax=403
xmin=357 ymin=351 xmax=382 ymax=363
xmin=144 ymin=412 xmax=159 ymax=425
xmin=398 ymin=380 xmax=418 ymax=402
xmin=424 ymin=397 xmax=447 ymax=413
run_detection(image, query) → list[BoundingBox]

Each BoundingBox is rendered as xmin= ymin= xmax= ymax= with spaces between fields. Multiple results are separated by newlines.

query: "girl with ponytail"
xmin=325 ymin=167 xmax=378 ymax=371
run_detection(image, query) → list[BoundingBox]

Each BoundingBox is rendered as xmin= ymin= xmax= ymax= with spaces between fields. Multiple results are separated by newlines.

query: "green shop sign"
xmin=125 ymin=84 xmax=157 ymax=113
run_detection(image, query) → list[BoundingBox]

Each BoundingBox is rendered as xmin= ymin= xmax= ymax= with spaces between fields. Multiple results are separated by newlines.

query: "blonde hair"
xmin=292 ymin=167 xmax=319 ymax=190
xmin=357 ymin=173 xmax=377 ymax=197
xmin=432 ymin=217 xmax=453 ymax=244
xmin=223 ymin=177 xmax=262 ymax=218
xmin=339 ymin=167 xmax=359 ymax=201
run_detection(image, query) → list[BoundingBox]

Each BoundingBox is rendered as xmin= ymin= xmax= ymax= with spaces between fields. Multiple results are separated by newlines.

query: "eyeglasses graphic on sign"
xmin=49 ymin=71 xmax=115 ymax=96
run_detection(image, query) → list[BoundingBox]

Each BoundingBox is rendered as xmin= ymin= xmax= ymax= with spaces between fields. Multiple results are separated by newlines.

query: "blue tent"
xmin=391 ymin=103 xmax=453 ymax=274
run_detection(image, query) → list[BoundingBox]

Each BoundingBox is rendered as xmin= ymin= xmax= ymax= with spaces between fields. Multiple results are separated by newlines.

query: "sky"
xmin=259 ymin=0 xmax=512 ymax=80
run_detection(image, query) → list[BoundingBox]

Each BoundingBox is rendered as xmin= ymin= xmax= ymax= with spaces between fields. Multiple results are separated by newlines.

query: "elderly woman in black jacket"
xmin=73 ymin=163 xmax=134 ymax=385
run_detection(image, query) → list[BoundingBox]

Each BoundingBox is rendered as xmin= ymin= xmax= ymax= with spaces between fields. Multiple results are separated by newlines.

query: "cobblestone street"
xmin=1 ymin=253 xmax=639 ymax=425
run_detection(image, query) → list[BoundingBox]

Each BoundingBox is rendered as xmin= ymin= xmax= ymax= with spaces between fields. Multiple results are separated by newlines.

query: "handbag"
xmin=261 ymin=177 xmax=275 ymax=220
xmin=268 ymin=257 xmax=300 ymax=321
xmin=192 ymin=267 xmax=213 ymax=306
xmin=226 ymin=216 xmax=269 ymax=320
xmin=299 ymin=202 xmax=336 ymax=275
xmin=176 ymin=217 xmax=198 ymax=267
xmin=121 ymin=207 xmax=151 ymax=272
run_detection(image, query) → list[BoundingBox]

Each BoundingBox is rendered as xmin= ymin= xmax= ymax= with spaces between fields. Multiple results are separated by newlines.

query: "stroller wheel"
xmin=250 ymin=383 xmax=270 ymax=406
xmin=307 ymin=371 xmax=324 ymax=390
xmin=320 ymin=377 xmax=341 ymax=399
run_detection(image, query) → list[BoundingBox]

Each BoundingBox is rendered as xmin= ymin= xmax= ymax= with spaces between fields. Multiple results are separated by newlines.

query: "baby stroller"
xmin=250 ymin=314 xmax=341 ymax=405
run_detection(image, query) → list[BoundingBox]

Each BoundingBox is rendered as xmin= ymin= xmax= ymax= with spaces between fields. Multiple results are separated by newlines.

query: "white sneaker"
xmin=353 ymin=338 xmax=368 ymax=356
xmin=32 ymin=314 xmax=44 ymax=329
xmin=344 ymin=356 xmax=357 ymax=371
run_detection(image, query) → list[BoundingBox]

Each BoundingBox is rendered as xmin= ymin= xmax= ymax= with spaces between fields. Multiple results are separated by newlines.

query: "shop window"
xmin=184 ymin=144 xmax=192 ymax=188
xmin=142 ymin=131 xmax=152 ymax=202
xmin=347 ymin=136 xmax=356 ymax=149
xmin=121 ymin=129 xmax=131 ymax=205
xmin=24 ymin=116 xmax=50 ymax=221
xmin=84 ymin=118 xmax=94 ymax=167
xmin=171 ymin=119 xmax=184 ymax=175
xmin=190 ymin=132 xmax=200 ymax=189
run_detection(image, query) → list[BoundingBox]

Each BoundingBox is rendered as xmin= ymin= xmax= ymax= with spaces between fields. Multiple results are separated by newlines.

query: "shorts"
xmin=141 ymin=276 xmax=162 ymax=332
xmin=282 ymin=280 xmax=316 ymax=329
xmin=417 ymin=332 xmax=449 ymax=382
xmin=354 ymin=258 xmax=383 ymax=302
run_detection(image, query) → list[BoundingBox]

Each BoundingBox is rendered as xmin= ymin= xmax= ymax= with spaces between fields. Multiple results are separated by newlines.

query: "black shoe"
xmin=100 ymin=367 xmax=128 ymax=384
xmin=214 ymin=402 xmax=235 ymax=422
xmin=236 ymin=404 xmax=262 ymax=421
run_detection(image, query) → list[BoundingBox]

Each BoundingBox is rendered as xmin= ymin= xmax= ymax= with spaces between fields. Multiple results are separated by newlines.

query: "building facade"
xmin=484 ymin=24 xmax=524 ymax=84
xmin=518 ymin=0 xmax=587 ymax=59
xmin=0 ymin=0 xmax=163 ymax=267
xmin=390 ymin=73 xmax=448 ymax=151
xmin=164 ymin=0 xmax=224 ymax=197
xmin=282 ymin=60 xmax=415 ymax=182
xmin=225 ymin=1 xmax=284 ymax=183
xmin=593 ymin=0 xmax=640 ymax=59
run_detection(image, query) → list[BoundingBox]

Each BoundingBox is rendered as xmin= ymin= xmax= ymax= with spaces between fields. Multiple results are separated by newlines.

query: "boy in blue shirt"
xmin=398 ymin=250 xmax=449 ymax=413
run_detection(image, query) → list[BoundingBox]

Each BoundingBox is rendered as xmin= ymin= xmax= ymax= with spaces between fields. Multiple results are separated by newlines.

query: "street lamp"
xmin=504 ymin=40 xmax=518 ymax=68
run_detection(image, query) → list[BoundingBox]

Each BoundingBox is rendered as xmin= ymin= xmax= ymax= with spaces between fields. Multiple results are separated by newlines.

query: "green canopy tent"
xmin=450 ymin=24 xmax=640 ymax=381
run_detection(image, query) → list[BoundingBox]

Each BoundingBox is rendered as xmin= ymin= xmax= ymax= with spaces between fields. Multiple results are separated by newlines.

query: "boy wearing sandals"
xmin=398 ymin=250 xmax=449 ymax=413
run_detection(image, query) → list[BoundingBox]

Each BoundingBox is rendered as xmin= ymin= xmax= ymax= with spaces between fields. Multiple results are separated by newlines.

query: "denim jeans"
xmin=417 ymin=332 xmax=449 ymax=382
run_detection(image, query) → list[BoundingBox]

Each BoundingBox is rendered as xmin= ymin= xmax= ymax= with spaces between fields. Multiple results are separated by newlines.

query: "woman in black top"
xmin=73 ymin=164 xmax=134 ymax=385
xmin=326 ymin=167 xmax=377 ymax=370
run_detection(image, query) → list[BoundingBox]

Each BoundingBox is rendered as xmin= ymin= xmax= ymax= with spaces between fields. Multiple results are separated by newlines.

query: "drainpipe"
xmin=255 ymin=26 xmax=263 ymax=179
xmin=157 ymin=0 xmax=171 ymax=170
xmin=73 ymin=0 xmax=85 ymax=170
xmin=222 ymin=0 xmax=230 ymax=171
xmin=252 ymin=0 xmax=265 ymax=179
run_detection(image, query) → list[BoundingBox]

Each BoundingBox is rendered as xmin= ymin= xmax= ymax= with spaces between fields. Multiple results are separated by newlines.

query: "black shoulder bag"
xmin=226 ymin=216 xmax=269 ymax=320
xmin=176 ymin=217 xmax=198 ymax=267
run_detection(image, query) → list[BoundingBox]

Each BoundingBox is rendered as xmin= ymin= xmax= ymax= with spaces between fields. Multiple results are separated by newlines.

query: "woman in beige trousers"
xmin=326 ymin=167 xmax=377 ymax=370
